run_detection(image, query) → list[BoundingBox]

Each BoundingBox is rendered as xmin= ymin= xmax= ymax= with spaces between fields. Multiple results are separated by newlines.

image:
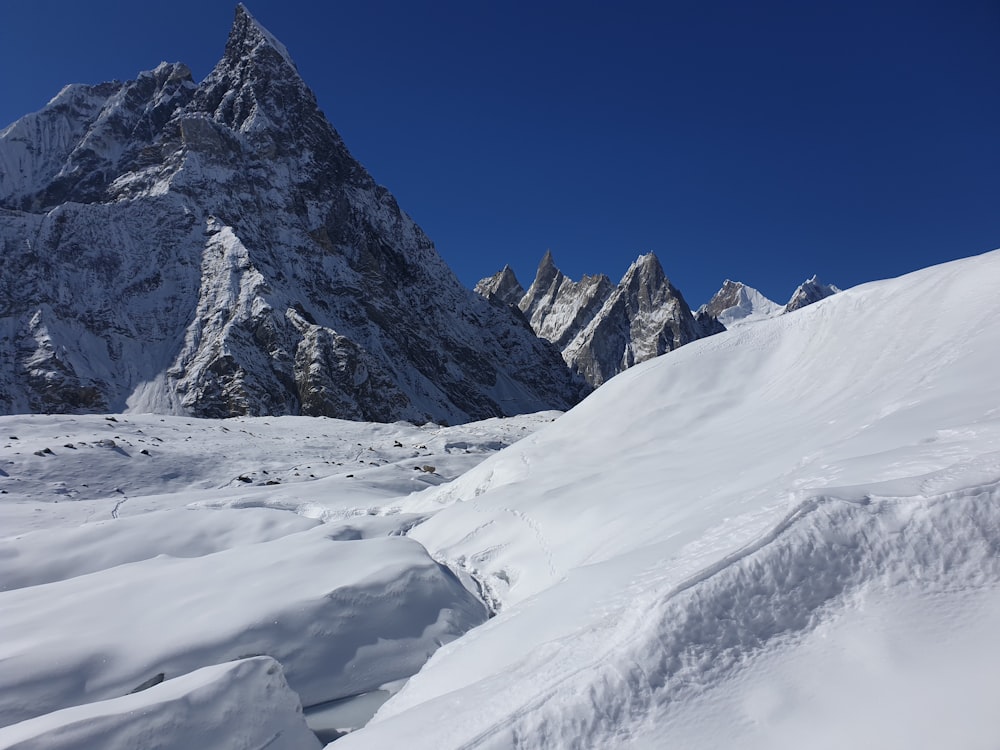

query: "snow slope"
xmin=336 ymin=249 xmax=1000 ymax=748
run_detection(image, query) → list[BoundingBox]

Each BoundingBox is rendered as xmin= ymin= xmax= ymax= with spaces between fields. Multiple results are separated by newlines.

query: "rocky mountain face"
xmin=785 ymin=275 xmax=841 ymax=312
xmin=0 ymin=6 xmax=585 ymax=422
xmin=699 ymin=279 xmax=783 ymax=327
xmin=473 ymin=265 xmax=524 ymax=308
xmin=478 ymin=252 xmax=719 ymax=387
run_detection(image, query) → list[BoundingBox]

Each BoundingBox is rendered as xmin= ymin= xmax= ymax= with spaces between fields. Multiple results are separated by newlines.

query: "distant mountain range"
xmin=477 ymin=253 xmax=839 ymax=386
xmin=0 ymin=5 xmax=838 ymax=420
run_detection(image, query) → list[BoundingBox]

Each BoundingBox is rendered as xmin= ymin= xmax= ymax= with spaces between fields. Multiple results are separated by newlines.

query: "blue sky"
xmin=2 ymin=1 xmax=998 ymax=306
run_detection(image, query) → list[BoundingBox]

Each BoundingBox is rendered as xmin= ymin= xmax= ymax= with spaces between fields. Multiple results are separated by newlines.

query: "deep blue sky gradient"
xmin=2 ymin=1 xmax=998 ymax=305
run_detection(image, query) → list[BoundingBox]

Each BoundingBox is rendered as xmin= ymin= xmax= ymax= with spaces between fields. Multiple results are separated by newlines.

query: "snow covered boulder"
xmin=0 ymin=656 xmax=321 ymax=750
xmin=0 ymin=526 xmax=487 ymax=727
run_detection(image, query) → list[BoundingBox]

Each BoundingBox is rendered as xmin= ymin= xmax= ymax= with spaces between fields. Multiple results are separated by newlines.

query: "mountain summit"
xmin=785 ymin=275 xmax=841 ymax=312
xmin=0 ymin=6 xmax=583 ymax=422
xmin=479 ymin=252 xmax=718 ymax=386
xmin=699 ymin=280 xmax=782 ymax=327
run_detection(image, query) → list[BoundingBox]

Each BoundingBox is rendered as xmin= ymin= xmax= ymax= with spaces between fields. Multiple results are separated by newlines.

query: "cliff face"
xmin=0 ymin=6 xmax=583 ymax=422
xmin=785 ymin=275 xmax=841 ymax=312
xmin=479 ymin=252 xmax=717 ymax=387
xmin=699 ymin=279 xmax=782 ymax=327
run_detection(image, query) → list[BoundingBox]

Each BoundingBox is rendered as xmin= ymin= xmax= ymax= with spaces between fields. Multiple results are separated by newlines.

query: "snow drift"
xmin=0 ymin=656 xmax=320 ymax=750
xmin=337 ymin=249 xmax=1000 ymax=748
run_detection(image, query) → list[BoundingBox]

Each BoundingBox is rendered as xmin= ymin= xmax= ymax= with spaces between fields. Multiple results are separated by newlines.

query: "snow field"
xmin=0 ymin=412 xmax=552 ymax=741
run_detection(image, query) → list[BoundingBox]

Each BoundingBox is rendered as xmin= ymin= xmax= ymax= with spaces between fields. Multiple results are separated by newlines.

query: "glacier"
xmin=1 ymin=249 xmax=998 ymax=747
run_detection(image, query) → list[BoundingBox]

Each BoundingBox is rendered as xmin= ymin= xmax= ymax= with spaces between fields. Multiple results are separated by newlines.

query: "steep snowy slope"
xmin=0 ymin=6 xmax=581 ymax=422
xmin=336 ymin=249 xmax=1000 ymax=748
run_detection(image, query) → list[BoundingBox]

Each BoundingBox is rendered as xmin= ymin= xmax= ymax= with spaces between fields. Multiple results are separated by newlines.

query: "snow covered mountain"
xmin=785 ymin=274 xmax=841 ymax=312
xmin=472 ymin=264 xmax=524 ymax=308
xmin=478 ymin=251 xmax=720 ymax=386
xmin=0 ymin=6 xmax=582 ymax=423
xmin=2 ymin=249 xmax=998 ymax=749
xmin=698 ymin=278 xmax=783 ymax=327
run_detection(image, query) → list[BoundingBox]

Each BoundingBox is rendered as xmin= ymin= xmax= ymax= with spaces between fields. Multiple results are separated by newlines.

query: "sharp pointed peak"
xmin=622 ymin=252 xmax=666 ymax=283
xmin=531 ymin=248 xmax=563 ymax=286
xmin=226 ymin=4 xmax=297 ymax=71
xmin=632 ymin=251 xmax=662 ymax=268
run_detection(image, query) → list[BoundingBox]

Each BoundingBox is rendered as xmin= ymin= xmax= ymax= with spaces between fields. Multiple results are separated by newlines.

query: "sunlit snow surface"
xmin=3 ymin=251 xmax=1000 ymax=748
xmin=348 ymin=250 xmax=1000 ymax=748
xmin=0 ymin=413 xmax=554 ymax=745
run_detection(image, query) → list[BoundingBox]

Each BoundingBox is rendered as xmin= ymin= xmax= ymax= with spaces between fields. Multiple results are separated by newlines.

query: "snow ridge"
xmin=341 ymin=248 xmax=1000 ymax=748
xmin=373 ymin=485 xmax=1000 ymax=749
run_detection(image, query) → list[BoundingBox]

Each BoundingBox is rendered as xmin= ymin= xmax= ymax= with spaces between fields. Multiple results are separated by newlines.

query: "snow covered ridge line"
xmin=363 ymin=482 xmax=1000 ymax=748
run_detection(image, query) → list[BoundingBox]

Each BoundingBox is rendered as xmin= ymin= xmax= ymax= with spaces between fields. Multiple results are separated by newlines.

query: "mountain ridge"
xmin=0 ymin=5 xmax=584 ymax=423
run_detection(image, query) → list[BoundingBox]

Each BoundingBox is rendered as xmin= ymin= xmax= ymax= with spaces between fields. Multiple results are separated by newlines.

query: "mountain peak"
xmin=785 ymin=275 xmax=841 ymax=313
xmin=524 ymin=250 xmax=563 ymax=298
xmin=192 ymin=4 xmax=329 ymax=155
xmin=0 ymin=7 xmax=584 ymax=422
xmin=538 ymin=249 xmax=558 ymax=275
xmin=475 ymin=265 xmax=525 ymax=307
xmin=622 ymin=252 xmax=666 ymax=285
xmin=701 ymin=279 xmax=781 ymax=327
xmin=225 ymin=4 xmax=297 ymax=72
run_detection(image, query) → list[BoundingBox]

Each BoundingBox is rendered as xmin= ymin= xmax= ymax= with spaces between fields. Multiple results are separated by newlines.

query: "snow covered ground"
xmin=0 ymin=412 xmax=553 ymax=745
xmin=3 ymin=250 xmax=1000 ymax=748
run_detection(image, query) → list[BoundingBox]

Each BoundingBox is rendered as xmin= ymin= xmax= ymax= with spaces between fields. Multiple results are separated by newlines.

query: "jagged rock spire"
xmin=785 ymin=275 xmax=840 ymax=312
xmin=481 ymin=249 xmax=715 ymax=387
xmin=475 ymin=265 xmax=525 ymax=307
xmin=226 ymin=4 xmax=298 ymax=71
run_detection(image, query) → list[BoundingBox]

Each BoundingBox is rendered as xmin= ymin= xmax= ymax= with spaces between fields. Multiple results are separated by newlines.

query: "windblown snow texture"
xmin=346 ymin=249 xmax=1000 ymax=749
xmin=0 ymin=6 xmax=582 ymax=423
